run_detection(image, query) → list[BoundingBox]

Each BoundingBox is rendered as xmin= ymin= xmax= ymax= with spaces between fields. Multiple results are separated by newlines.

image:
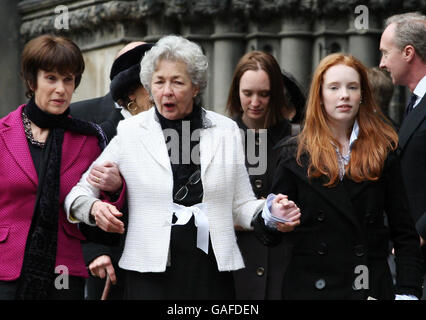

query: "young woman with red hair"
xmin=253 ymin=53 xmax=423 ymax=300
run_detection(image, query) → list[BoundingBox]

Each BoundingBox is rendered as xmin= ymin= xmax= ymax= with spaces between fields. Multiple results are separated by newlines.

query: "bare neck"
xmin=329 ymin=121 xmax=353 ymax=155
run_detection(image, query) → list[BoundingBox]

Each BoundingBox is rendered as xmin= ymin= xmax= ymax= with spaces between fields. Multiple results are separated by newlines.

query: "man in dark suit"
xmin=70 ymin=92 xmax=115 ymax=125
xmin=379 ymin=12 xmax=426 ymax=298
xmin=70 ymin=52 xmax=128 ymax=141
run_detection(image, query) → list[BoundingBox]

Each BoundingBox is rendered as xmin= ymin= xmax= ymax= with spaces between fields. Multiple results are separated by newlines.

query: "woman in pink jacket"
xmin=0 ymin=34 xmax=109 ymax=300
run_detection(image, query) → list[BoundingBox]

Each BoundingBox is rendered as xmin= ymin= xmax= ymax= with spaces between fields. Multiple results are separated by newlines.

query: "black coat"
xmin=254 ymin=138 xmax=424 ymax=299
xmin=70 ymin=93 xmax=124 ymax=142
xmin=233 ymin=117 xmax=293 ymax=299
xmin=70 ymin=92 xmax=125 ymax=299
xmin=70 ymin=93 xmax=114 ymax=124
xmin=398 ymin=94 xmax=426 ymax=271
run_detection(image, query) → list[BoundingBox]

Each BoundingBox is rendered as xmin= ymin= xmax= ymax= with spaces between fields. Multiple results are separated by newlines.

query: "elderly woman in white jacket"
xmin=64 ymin=35 xmax=300 ymax=299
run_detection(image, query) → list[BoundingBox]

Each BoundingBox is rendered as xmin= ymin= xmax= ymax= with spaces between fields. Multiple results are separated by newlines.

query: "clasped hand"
xmin=271 ymin=194 xmax=301 ymax=232
xmin=90 ymin=200 xmax=125 ymax=234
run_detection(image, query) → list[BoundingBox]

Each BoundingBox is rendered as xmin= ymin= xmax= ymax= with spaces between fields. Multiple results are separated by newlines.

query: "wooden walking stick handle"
xmin=101 ymin=274 xmax=112 ymax=300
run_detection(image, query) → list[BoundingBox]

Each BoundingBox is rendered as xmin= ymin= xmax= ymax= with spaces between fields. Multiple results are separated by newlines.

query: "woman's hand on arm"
xmin=271 ymin=194 xmax=301 ymax=232
xmin=90 ymin=200 xmax=125 ymax=234
xmin=87 ymin=161 xmax=123 ymax=193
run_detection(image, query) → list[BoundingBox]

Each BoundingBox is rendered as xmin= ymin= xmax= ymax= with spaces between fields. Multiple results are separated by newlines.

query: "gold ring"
xmin=96 ymin=177 xmax=101 ymax=183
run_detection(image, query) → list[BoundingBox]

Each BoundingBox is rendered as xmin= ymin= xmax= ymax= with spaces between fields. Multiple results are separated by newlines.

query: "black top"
xmin=234 ymin=116 xmax=292 ymax=198
xmin=155 ymin=105 xmax=204 ymax=207
xmin=232 ymin=115 xmax=293 ymax=300
xmin=124 ymin=106 xmax=234 ymax=300
xmin=253 ymin=138 xmax=424 ymax=299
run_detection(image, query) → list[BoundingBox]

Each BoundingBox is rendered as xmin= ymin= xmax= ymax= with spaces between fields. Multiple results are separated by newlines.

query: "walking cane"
xmin=101 ymin=274 xmax=112 ymax=300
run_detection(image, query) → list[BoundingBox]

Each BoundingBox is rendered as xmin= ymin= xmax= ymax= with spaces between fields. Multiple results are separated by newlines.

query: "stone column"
xmin=246 ymin=19 xmax=280 ymax=58
xmin=72 ymin=44 xmax=123 ymax=103
xmin=144 ymin=15 xmax=179 ymax=42
xmin=211 ymin=18 xmax=245 ymax=115
xmin=312 ymin=17 xmax=349 ymax=65
xmin=347 ymin=13 xmax=382 ymax=67
xmin=279 ymin=16 xmax=313 ymax=92
xmin=0 ymin=0 xmax=24 ymax=117
xmin=347 ymin=31 xmax=381 ymax=67
xmin=180 ymin=18 xmax=215 ymax=109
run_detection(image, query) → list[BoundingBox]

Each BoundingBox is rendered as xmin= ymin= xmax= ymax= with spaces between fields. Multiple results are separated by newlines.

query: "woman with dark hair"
xmin=254 ymin=53 xmax=423 ymax=300
xmin=0 ymin=34 xmax=108 ymax=300
xmin=226 ymin=50 xmax=305 ymax=299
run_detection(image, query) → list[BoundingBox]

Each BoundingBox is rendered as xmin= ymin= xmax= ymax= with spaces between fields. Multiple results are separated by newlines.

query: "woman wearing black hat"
xmin=80 ymin=42 xmax=155 ymax=300
xmin=99 ymin=42 xmax=154 ymax=141
xmin=226 ymin=50 xmax=306 ymax=300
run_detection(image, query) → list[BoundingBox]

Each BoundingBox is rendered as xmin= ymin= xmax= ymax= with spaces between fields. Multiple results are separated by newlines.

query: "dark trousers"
xmin=123 ymin=269 xmax=235 ymax=300
xmin=85 ymin=267 xmax=125 ymax=300
xmin=0 ymin=276 xmax=85 ymax=300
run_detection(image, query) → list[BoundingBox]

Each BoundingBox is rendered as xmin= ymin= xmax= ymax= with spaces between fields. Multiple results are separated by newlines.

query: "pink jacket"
xmin=0 ymin=105 xmax=101 ymax=281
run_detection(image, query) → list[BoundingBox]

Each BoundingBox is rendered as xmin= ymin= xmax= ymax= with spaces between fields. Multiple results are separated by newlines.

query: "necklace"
xmin=22 ymin=111 xmax=45 ymax=148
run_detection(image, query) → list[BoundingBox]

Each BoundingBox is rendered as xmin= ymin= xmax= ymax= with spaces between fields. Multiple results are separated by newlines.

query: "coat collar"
xmin=137 ymin=107 xmax=220 ymax=178
xmin=0 ymin=105 xmax=90 ymax=187
xmin=233 ymin=115 xmax=292 ymax=147
xmin=0 ymin=105 xmax=38 ymax=186
xmin=282 ymin=145 xmax=366 ymax=235
xmin=398 ymin=94 xmax=426 ymax=151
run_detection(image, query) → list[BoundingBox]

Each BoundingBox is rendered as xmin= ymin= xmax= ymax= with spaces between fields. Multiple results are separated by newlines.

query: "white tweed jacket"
xmin=65 ymin=107 xmax=264 ymax=273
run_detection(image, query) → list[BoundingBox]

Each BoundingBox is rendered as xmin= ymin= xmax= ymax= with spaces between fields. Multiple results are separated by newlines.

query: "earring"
xmin=127 ymin=100 xmax=138 ymax=112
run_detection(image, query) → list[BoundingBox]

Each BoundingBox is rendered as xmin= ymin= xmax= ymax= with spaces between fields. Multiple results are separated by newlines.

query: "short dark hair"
xmin=21 ymin=34 xmax=85 ymax=98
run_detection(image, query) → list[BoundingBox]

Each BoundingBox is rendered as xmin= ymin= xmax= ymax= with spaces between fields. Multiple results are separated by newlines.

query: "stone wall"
xmin=0 ymin=0 xmax=24 ymax=117
xmin=5 ymin=0 xmax=426 ymax=123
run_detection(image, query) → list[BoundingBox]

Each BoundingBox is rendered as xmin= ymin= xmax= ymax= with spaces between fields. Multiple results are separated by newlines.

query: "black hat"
xmin=109 ymin=43 xmax=154 ymax=80
xmin=109 ymin=43 xmax=154 ymax=102
xmin=282 ymin=71 xmax=306 ymax=124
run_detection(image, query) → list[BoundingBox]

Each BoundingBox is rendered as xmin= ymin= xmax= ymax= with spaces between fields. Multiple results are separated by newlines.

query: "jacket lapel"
xmin=139 ymin=109 xmax=172 ymax=173
xmin=0 ymin=106 xmax=38 ymax=187
xmin=199 ymin=114 xmax=221 ymax=180
xmin=286 ymin=156 xmax=363 ymax=234
xmin=398 ymin=95 xmax=426 ymax=151
xmin=61 ymin=131 xmax=88 ymax=175
xmin=138 ymin=109 xmax=222 ymax=177
xmin=343 ymin=178 xmax=371 ymax=201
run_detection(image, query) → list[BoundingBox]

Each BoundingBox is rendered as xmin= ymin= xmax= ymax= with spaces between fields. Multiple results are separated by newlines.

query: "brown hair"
xmin=226 ymin=51 xmax=290 ymax=128
xmin=366 ymin=67 xmax=394 ymax=112
xmin=21 ymin=34 xmax=85 ymax=98
xmin=297 ymin=53 xmax=398 ymax=187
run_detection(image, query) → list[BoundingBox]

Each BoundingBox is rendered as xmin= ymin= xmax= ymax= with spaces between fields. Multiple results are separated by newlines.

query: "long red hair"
xmin=297 ymin=53 xmax=398 ymax=187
